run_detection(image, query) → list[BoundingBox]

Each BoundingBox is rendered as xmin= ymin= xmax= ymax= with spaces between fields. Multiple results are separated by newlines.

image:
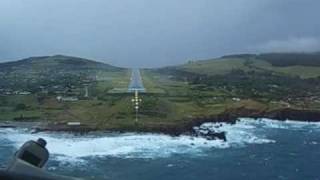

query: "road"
xmin=128 ymin=69 xmax=145 ymax=92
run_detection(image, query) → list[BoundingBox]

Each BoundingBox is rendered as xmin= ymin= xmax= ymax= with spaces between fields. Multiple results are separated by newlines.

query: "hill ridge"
xmin=172 ymin=52 xmax=320 ymax=79
xmin=0 ymin=55 xmax=123 ymax=72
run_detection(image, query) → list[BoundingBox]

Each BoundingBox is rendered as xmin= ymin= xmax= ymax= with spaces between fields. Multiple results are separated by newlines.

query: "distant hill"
xmin=222 ymin=52 xmax=320 ymax=67
xmin=175 ymin=52 xmax=320 ymax=79
xmin=258 ymin=53 xmax=320 ymax=67
xmin=0 ymin=55 xmax=123 ymax=73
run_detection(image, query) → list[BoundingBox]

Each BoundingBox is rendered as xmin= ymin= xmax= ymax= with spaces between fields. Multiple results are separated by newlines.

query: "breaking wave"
xmin=0 ymin=118 xmax=318 ymax=161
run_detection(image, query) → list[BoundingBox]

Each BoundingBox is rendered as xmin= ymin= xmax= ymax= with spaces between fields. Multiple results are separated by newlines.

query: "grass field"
xmin=0 ymin=69 xmax=132 ymax=124
xmin=179 ymin=57 xmax=320 ymax=78
xmin=95 ymin=70 xmax=131 ymax=93
xmin=180 ymin=58 xmax=251 ymax=75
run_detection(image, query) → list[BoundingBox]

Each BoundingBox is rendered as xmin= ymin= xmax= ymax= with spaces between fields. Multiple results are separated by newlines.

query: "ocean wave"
xmin=0 ymin=130 xmax=267 ymax=162
xmin=1 ymin=118 xmax=318 ymax=161
xmin=0 ymin=129 xmax=227 ymax=161
xmin=198 ymin=121 xmax=275 ymax=147
xmin=239 ymin=118 xmax=320 ymax=130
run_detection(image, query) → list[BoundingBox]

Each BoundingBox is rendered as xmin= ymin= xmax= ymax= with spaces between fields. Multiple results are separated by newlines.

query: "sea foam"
xmin=1 ymin=118 xmax=318 ymax=161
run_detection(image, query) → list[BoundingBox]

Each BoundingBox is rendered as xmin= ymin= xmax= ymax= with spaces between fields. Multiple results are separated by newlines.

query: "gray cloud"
xmin=0 ymin=0 xmax=319 ymax=67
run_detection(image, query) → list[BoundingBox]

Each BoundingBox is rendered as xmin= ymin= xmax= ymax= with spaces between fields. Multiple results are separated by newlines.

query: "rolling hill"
xmin=177 ymin=52 xmax=320 ymax=79
xmin=0 ymin=55 xmax=129 ymax=94
xmin=0 ymin=55 xmax=131 ymax=123
xmin=0 ymin=55 xmax=123 ymax=73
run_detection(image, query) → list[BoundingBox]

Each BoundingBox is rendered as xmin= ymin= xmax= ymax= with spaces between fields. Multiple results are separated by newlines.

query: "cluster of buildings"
xmin=0 ymin=83 xmax=91 ymax=103
xmin=0 ymin=89 xmax=31 ymax=95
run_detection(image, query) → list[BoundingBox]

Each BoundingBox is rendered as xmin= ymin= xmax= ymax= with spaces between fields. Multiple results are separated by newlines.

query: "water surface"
xmin=0 ymin=118 xmax=319 ymax=180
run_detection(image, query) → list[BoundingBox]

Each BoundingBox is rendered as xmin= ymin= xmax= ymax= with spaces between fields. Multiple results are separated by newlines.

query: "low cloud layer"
xmin=253 ymin=37 xmax=320 ymax=53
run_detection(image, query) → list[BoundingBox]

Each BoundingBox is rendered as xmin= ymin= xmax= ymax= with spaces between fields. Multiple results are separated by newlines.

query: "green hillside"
xmin=0 ymin=55 xmax=122 ymax=73
xmin=178 ymin=53 xmax=320 ymax=78
xmin=0 ymin=55 xmax=127 ymax=92
xmin=0 ymin=55 xmax=131 ymax=123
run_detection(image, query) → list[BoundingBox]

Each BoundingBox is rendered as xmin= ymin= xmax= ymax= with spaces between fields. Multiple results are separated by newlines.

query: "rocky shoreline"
xmin=111 ymin=107 xmax=320 ymax=136
xmin=1 ymin=107 xmax=319 ymax=140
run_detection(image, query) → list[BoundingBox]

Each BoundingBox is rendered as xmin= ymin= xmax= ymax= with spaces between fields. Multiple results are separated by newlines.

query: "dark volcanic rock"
xmin=266 ymin=108 xmax=320 ymax=122
xmin=205 ymin=131 xmax=227 ymax=141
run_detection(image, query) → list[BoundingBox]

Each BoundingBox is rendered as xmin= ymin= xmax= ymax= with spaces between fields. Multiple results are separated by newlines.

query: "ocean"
xmin=0 ymin=118 xmax=319 ymax=180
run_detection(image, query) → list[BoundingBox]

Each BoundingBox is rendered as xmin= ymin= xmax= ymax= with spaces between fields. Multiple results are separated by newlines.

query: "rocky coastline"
xmin=1 ymin=107 xmax=319 ymax=141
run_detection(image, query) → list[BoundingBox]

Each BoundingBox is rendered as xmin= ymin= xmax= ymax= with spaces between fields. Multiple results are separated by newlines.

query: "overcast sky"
xmin=0 ymin=0 xmax=319 ymax=67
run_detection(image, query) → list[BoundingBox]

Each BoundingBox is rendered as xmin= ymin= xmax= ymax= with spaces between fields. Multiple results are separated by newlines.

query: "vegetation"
xmin=0 ymin=53 xmax=320 ymax=132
